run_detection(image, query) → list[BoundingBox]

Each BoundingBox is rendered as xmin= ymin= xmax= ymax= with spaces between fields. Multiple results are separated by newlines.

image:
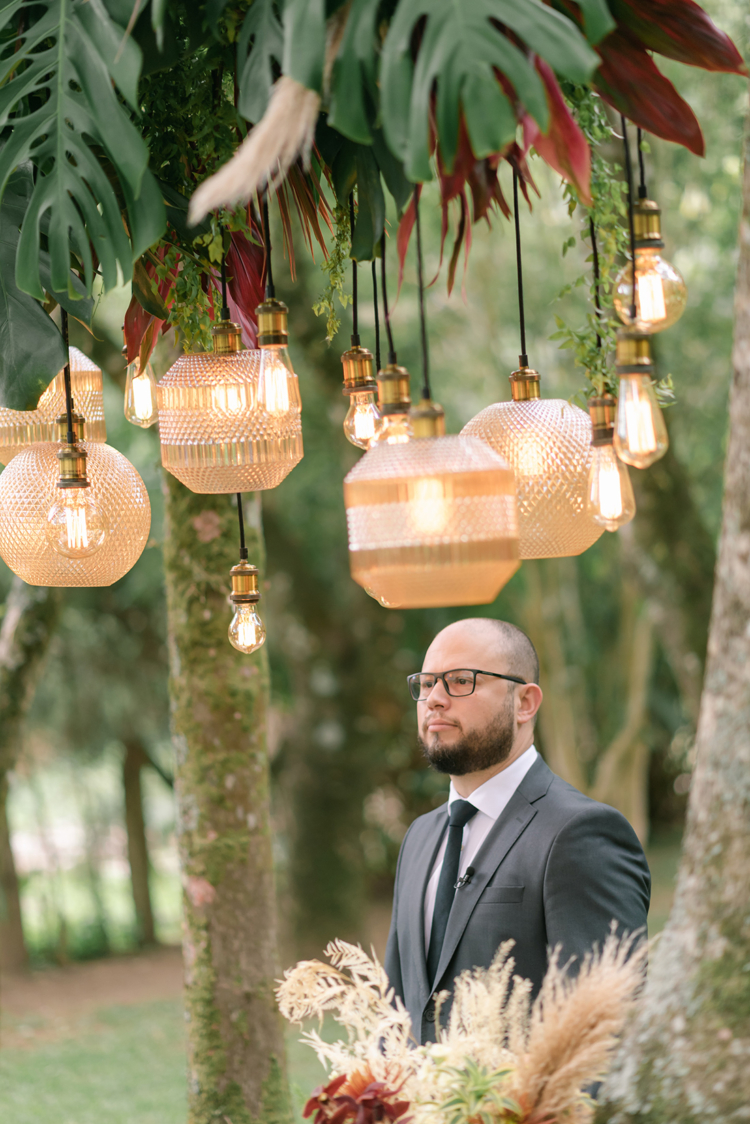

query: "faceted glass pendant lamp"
xmin=0 ymin=413 xmax=150 ymax=587
xmin=344 ymin=399 xmax=519 ymax=609
xmin=157 ymin=314 xmax=302 ymax=493
xmin=462 ymin=365 xmax=603 ymax=559
xmin=0 ymin=347 xmax=106 ymax=465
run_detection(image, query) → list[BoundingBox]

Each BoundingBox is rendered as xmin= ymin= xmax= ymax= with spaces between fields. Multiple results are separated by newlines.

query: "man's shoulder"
xmin=536 ymin=765 xmax=643 ymax=844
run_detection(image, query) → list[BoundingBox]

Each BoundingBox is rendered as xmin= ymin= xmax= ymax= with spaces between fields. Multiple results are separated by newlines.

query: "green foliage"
xmin=0 ymin=0 xmax=165 ymax=300
xmin=237 ymin=0 xmax=283 ymax=123
xmin=439 ymin=1060 xmax=520 ymax=1124
xmin=312 ymin=203 xmax=351 ymax=341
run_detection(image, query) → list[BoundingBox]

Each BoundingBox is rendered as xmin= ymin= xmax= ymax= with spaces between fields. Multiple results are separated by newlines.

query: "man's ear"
xmin=517 ymin=683 xmax=543 ymax=726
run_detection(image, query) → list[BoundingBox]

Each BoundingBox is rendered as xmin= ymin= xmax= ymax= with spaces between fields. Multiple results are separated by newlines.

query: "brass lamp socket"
xmin=377 ymin=362 xmax=412 ymax=416
xmin=256 ymin=298 xmax=289 ymax=348
xmin=410 ymin=397 xmax=446 ymax=438
xmin=589 ymin=395 xmax=617 ymax=446
xmin=212 ymin=319 xmax=243 ymax=355
xmin=633 ymin=198 xmax=665 ymax=250
xmin=341 ymin=345 xmax=377 ymax=394
xmin=55 ymin=409 xmax=86 ymax=442
xmin=229 ymin=559 xmax=260 ymax=604
xmin=56 ymin=441 xmax=90 ymax=489
xmin=615 ymin=328 xmax=653 ymax=375
xmin=509 ymin=366 xmax=541 ymax=402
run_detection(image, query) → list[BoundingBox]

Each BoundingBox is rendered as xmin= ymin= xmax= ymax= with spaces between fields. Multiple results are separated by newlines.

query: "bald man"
xmin=385 ymin=618 xmax=650 ymax=1044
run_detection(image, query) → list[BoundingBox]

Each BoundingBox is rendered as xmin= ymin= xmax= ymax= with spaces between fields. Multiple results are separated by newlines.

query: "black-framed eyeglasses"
xmin=407 ymin=668 xmax=527 ymax=702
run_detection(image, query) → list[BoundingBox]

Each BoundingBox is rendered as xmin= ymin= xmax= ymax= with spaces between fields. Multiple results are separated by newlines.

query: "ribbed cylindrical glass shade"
xmin=462 ymin=400 xmax=603 ymax=559
xmin=344 ymin=435 xmax=519 ymax=609
xmin=0 ymin=441 xmax=150 ymax=587
xmin=0 ymin=347 xmax=107 ymax=465
xmin=157 ymin=350 xmax=303 ymax=493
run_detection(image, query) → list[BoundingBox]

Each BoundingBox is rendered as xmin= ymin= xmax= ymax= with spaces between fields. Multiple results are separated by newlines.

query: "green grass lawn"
xmin=0 ymin=835 xmax=682 ymax=1123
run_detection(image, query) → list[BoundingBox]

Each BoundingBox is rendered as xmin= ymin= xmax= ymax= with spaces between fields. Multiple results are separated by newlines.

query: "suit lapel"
xmin=431 ymin=757 xmax=552 ymax=990
xmin=404 ymin=807 xmax=448 ymax=1006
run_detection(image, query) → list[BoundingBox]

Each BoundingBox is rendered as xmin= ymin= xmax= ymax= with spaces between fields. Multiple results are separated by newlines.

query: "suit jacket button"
xmin=424 ymin=996 xmax=436 ymax=1023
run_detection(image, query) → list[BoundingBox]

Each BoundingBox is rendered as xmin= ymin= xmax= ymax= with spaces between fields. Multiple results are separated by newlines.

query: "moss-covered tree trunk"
xmin=123 ymin=739 xmax=156 ymax=946
xmin=600 ymin=117 xmax=750 ymax=1124
xmin=0 ymin=578 xmax=61 ymax=972
xmin=162 ymin=475 xmax=291 ymax=1124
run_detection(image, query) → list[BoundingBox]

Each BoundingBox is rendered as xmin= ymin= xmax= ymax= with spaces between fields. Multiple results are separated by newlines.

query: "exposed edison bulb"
xmin=614 ymin=249 xmax=687 ymax=333
xmin=409 ymin=476 xmax=451 ymax=535
xmin=344 ymin=391 xmax=382 ymax=448
xmin=124 ymin=361 xmax=158 ymax=428
xmin=586 ymin=445 xmax=635 ymax=531
xmin=371 ymin=413 xmax=413 ymax=446
xmin=212 ymin=383 xmax=250 ymax=415
xmin=259 ymin=349 xmax=293 ymax=415
xmin=228 ymin=603 xmax=266 ymax=654
xmin=46 ymin=488 xmax=109 ymax=558
xmin=613 ymin=374 xmax=668 ymax=468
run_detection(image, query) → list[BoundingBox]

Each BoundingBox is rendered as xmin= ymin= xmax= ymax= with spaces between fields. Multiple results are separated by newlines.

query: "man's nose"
xmin=424 ymin=677 xmax=450 ymax=707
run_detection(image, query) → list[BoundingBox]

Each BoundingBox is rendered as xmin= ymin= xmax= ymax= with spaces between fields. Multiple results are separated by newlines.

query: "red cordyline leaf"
xmin=594 ymin=27 xmax=705 ymax=155
xmin=522 ymin=57 xmax=592 ymax=206
xmin=224 ymin=223 xmax=265 ymax=348
xmin=611 ymin=0 xmax=746 ymax=74
xmin=123 ymin=248 xmax=175 ymax=367
xmin=396 ymin=185 xmax=420 ymax=297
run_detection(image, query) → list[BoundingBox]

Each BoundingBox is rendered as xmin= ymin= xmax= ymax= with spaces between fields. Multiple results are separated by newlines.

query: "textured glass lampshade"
xmin=0 ymin=347 xmax=106 ymax=465
xmin=157 ymin=335 xmax=302 ymax=494
xmin=462 ymin=370 xmax=602 ymax=559
xmin=344 ymin=434 xmax=519 ymax=609
xmin=0 ymin=440 xmax=150 ymax=587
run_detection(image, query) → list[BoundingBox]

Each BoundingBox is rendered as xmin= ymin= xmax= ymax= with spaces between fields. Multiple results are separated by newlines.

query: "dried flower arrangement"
xmin=277 ymin=929 xmax=646 ymax=1124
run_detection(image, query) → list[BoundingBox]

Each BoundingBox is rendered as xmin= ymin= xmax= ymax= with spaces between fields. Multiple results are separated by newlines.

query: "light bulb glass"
xmin=371 ymin=413 xmax=413 ymax=446
xmin=613 ymin=374 xmax=668 ymax=468
xmin=586 ymin=444 xmax=636 ymax=531
xmin=259 ymin=349 xmax=296 ymax=416
xmin=614 ymin=249 xmax=687 ymax=333
xmin=228 ymin=603 xmax=266 ymax=653
xmin=343 ymin=391 xmax=382 ymax=448
xmin=408 ymin=476 xmax=450 ymax=535
xmin=46 ymin=487 xmax=109 ymax=558
xmin=124 ymin=361 xmax=158 ymax=428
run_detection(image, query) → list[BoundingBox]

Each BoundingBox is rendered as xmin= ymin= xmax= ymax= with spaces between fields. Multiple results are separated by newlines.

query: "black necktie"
xmin=426 ymin=799 xmax=478 ymax=987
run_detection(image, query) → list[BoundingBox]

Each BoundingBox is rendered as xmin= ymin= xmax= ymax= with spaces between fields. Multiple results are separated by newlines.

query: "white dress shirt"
xmin=423 ymin=746 xmax=538 ymax=949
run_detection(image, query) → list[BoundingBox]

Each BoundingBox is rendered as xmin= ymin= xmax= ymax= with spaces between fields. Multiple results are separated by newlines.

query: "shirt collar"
xmin=447 ymin=745 xmax=538 ymax=820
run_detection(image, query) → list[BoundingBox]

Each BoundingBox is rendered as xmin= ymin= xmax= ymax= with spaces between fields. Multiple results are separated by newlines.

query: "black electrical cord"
xmin=220 ymin=249 xmax=229 ymax=320
xmin=636 ymin=127 xmax=647 ymax=199
xmin=620 ymin=115 xmax=638 ymax=325
xmin=60 ymin=307 xmax=74 ymax=444
xmin=262 ymin=193 xmax=275 ymax=300
xmin=589 ymin=216 xmax=602 ymax=351
xmin=512 ymin=171 xmax=529 ymax=367
xmin=372 ymin=259 xmax=381 ymax=372
xmin=380 ymin=232 xmax=396 ymax=364
xmin=349 ymin=193 xmax=360 ymax=345
xmin=413 ymin=187 xmax=431 ymax=401
xmin=236 ymin=493 xmax=247 ymax=560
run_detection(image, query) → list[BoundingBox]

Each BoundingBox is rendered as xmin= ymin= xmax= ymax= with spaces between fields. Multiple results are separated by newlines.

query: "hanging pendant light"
xmin=156 ymin=218 xmax=302 ymax=493
xmin=344 ymin=205 xmax=519 ymax=609
xmin=462 ymin=173 xmax=601 ymax=560
xmin=613 ymin=328 xmax=668 ymax=468
xmin=0 ymin=346 xmax=106 ymax=465
xmin=123 ymin=347 xmax=159 ymax=428
xmin=227 ymin=494 xmax=266 ymax=654
xmin=614 ymin=124 xmax=687 ymax=333
xmin=0 ymin=317 xmax=150 ymax=587
xmin=586 ymin=394 xmax=635 ymax=530
xmin=341 ymin=197 xmax=382 ymax=449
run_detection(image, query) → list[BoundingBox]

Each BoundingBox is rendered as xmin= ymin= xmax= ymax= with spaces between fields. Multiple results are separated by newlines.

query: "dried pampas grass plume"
xmin=189 ymin=76 xmax=320 ymax=224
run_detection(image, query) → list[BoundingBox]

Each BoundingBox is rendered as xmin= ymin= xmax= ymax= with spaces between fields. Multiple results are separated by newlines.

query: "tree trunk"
xmin=123 ymin=739 xmax=156 ymax=946
xmin=0 ymin=579 xmax=61 ymax=972
xmin=600 ymin=117 xmax=750 ymax=1124
xmin=162 ymin=475 xmax=291 ymax=1124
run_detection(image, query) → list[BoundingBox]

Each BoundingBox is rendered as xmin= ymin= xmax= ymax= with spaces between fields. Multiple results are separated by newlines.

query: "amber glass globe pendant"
xmin=123 ymin=346 xmax=158 ymax=428
xmin=227 ymin=494 xmax=266 ymax=654
xmin=613 ymin=328 xmax=668 ymax=468
xmin=586 ymin=395 xmax=635 ymax=531
xmin=341 ymin=204 xmax=382 ymax=449
xmin=343 ymin=201 xmax=520 ymax=609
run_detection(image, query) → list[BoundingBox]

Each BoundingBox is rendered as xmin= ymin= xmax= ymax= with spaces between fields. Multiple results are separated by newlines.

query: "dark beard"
xmin=419 ymin=697 xmax=516 ymax=776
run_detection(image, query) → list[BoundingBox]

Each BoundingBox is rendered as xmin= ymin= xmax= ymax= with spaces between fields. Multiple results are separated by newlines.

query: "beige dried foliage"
xmin=189 ymin=76 xmax=320 ymax=223
xmin=277 ymin=930 xmax=646 ymax=1124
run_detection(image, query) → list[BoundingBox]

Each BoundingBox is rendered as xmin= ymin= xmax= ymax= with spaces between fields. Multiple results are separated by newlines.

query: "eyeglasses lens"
xmin=409 ymin=671 xmax=476 ymax=700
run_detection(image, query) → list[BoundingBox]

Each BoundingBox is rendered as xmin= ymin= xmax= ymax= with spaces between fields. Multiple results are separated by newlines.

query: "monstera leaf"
xmin=238 ymin=0 xmax=284 ymax=123
xmin=0 ymin=165 xmax=93 ymax=410
xmin=380 ymin=0 xmax=600 ymax=181
xmin=0 ymin=0 xmax=165 ymax=300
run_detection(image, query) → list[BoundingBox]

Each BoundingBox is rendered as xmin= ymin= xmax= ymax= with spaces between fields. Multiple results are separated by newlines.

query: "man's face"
xmin=416 ymin=625 xmax=521 ymax=776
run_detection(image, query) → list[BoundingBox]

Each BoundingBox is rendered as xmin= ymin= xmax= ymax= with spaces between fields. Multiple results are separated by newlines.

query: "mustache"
xmin=421 ymin=714 xmax=462 ymax=734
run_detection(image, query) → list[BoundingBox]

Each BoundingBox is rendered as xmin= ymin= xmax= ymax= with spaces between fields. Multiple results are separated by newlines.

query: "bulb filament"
xmin=637 ymin=272 xmax=666 ymax=324
xmin=132 ymin=372 xmax=155 ymax=420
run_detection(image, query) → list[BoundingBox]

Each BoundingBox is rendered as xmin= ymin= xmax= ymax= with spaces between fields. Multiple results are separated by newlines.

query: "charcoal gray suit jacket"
xmin=384 ymin=755 xmax=650 ymax=1044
